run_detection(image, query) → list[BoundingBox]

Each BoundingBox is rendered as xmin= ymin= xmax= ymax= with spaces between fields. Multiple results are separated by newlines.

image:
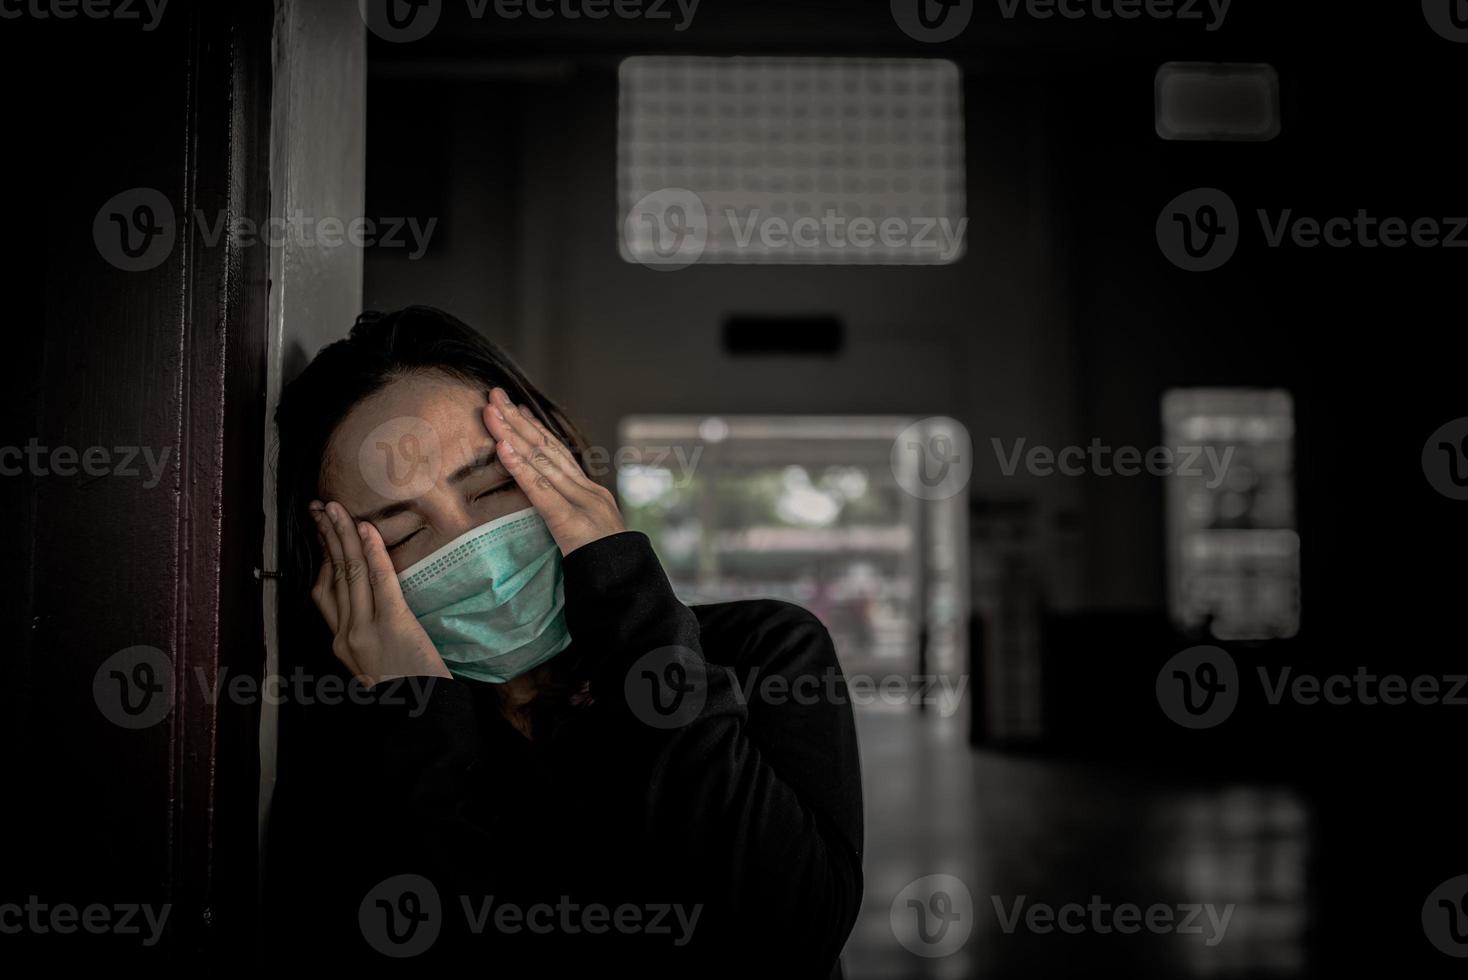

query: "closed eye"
xmin=385 ymin=527 xmax=425 ymax=551
xmin=474 ymin=482 xmax=516 ymax=501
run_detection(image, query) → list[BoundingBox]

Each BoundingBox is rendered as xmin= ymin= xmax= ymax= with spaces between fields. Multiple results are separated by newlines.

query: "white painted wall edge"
xmin=259 ymin=0 xmax=366 ymax=892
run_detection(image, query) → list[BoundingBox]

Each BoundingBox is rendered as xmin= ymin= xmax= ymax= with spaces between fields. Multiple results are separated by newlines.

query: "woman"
xmin=268 ymin=307 xmax=864 ymax=977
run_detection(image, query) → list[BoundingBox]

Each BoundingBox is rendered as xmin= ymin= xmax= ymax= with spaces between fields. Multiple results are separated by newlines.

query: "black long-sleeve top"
xmin=269 ymin=530 xmax=864 ymax=978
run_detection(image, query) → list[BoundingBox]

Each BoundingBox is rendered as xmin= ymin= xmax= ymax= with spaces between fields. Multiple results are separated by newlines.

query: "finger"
xmin=496 ymin=436 xmax=582 ymax=520
xmin=311 ymin=505 xmax=363 ymax=678
xmin=326 ymin=501 xmax=375 ymax=623
xmin=358 ymin=520 xmax=408 ymax=616
xmin=516 ymin=404 xmax=598 ymax=489
xmin=498 ymin=428 xmax=602 ymax=512
xmin=514 ymin=409 xmax=622 ymax=507
xmin=489 ymin=389 xmax=587 ymax=484
xmin=308 ymin=516 xmax=341 ymax=633
xmin=311 ymin=555 xmax=340 ymax=634
xmin=313 ymin=505 xmax=353 ymax=632
xmin=487 ymin=408 xmax=601 ymax=509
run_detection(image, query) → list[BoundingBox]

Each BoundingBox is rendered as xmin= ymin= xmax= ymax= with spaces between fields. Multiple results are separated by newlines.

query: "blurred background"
xmin=3 ymin=0 xmax=1468 ymax=976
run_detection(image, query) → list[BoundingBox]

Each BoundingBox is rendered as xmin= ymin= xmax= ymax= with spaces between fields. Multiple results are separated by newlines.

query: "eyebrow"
xmin=356 ymin=444 xmax=500 ymax=525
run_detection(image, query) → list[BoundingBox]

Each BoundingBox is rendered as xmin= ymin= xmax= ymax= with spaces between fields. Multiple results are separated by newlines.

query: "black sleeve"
xmin=264 ymin=670 xmax=494 ymax=968
xmin=555 ymin=531 xmax=865 ymax=974
xmin=343 ymin=531 xmax=864 ymax=974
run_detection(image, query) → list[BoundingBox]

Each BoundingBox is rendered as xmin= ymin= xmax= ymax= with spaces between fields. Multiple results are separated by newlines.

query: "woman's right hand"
xmin=310 ymin=500 xmax=452 ymax=688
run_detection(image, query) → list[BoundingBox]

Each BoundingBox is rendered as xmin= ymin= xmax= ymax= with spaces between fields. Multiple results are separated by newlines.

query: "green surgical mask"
xmin=397 ymin=507 xmax=572 ymax=684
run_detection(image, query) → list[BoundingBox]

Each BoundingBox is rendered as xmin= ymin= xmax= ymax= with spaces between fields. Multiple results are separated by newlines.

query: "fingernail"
xmin=500 ymin=439 xmax=517 ymax=455
xmin=357 ymin=522 xmax=371 ymax=539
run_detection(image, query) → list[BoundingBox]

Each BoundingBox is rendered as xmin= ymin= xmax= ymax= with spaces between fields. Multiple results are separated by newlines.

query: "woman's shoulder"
xmin=689 ymin=598 xmax=839 ymax=676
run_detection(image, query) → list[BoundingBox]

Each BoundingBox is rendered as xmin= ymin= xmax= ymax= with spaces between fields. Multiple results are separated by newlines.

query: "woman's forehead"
xmin=321 ymin=376 xmax=491 ymax=503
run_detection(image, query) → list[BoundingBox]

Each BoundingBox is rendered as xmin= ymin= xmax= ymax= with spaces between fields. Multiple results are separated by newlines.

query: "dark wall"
xmin=0 ymin=0 xmax=272 ymax=969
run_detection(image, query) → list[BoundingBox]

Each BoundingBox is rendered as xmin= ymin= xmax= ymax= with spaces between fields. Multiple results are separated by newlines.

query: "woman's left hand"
xmin=484 ymin=386 xmax=626 ymax=556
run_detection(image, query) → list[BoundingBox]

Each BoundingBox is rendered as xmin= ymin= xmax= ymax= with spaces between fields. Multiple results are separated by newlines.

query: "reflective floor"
xmin=846 ymin=709 xmax=1312 ymax=979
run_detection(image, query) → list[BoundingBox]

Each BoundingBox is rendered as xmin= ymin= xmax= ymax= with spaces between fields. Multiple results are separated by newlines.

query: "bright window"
xmin=1162 ymin=388 xmax=1300 ymax=640
xmin=617 ymin=415 xmax=968 ymax=712
xmin=618 ymin=57 xmax=967 ymax=266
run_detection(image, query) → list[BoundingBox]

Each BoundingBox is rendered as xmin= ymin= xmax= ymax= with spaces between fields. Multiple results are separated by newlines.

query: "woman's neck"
xmin=496 ymin=664 xmax=552 ymax=739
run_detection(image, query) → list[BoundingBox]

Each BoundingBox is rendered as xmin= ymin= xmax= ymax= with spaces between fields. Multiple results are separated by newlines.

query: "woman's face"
xmin=318 ymin=374 xmax=532 ymax=572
